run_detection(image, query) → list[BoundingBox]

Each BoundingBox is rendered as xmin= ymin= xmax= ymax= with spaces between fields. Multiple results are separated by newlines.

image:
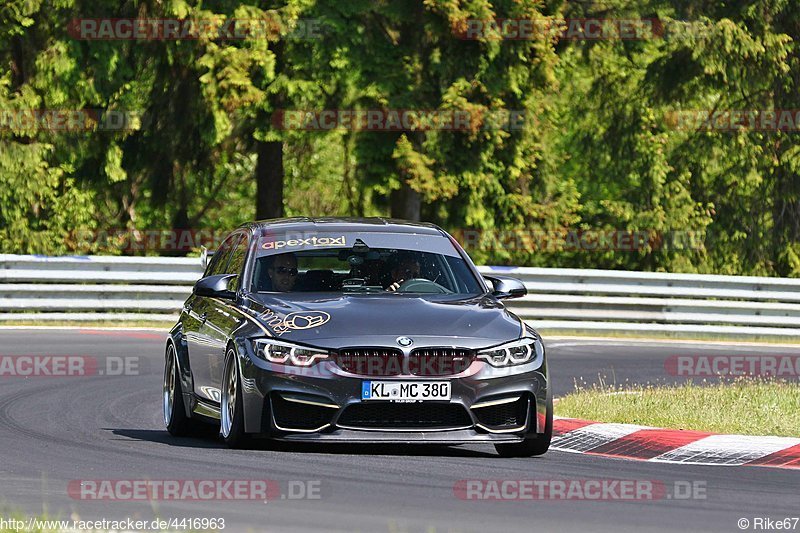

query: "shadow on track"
xmin=109 ymin=428 xmax=498 ymax=457
xmin=108 ymin=428 xmax=225 ymax=449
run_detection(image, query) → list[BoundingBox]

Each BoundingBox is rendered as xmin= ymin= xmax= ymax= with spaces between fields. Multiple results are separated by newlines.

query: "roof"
xmin=241 ymin=217 xmax=446 ymax=236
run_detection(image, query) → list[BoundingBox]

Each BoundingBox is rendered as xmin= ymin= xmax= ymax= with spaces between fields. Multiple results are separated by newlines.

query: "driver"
xmin=386 ymin=254 xmax=422 ymax=292
xmin=266 ymin=252 xmax=298 ymax=292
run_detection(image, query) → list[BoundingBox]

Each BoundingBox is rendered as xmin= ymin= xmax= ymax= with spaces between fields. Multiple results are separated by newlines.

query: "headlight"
xmin=253 ymin=339 xmax=329 ymax=366
xmin=477 ymin=337 xmax=544 ymax=367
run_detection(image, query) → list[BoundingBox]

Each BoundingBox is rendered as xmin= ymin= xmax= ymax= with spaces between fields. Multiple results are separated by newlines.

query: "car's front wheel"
xmin=164 ymin=343 xmax=206 ymax=436
xmin=494 ymin=396 xmax=553 ymax=458
xmin=220 ymin=349 xmax=249 ymax=448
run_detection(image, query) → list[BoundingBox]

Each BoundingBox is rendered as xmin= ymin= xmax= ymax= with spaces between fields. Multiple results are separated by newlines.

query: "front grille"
xmin=270 ymin=394 xmax=336 ymax=431
xmin=334 ymin=347 xmax=475 ymax=376
xmin=409 ymin=348 xmax=475 ymax=376
xmin=472 ymin=396 xmax=529 ymax=430
xmin=334 ymin=348 xmax=404 ymax=376
xmin=338 ymin=402 xmax=473 ymax=429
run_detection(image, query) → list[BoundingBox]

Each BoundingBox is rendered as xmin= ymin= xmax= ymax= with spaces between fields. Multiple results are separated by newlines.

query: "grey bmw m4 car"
xmin=163 ymin=217 xmax=551 ymax=457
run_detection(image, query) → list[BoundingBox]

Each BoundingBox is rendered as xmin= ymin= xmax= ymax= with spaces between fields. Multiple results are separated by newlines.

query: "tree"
xmin=311 ymin=0 xmax=580 ymax=239
xmin=0 ymin=0 xmax=95 ymax=254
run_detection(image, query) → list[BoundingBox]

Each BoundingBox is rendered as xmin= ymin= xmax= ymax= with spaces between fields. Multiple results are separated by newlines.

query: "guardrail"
xmin=0 ymin=255 xmax=199 ymax=323
xmin=477 ymin=266 xmax=800 ymax=337
xmin=2 ymin=254 xmax=800 ymax=338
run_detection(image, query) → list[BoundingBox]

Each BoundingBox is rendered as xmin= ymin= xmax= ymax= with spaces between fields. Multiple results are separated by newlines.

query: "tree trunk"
xmin=389 ymin=2 xmax=426 ymax=223
xmin=256 ymin=140 xmax=284 ymax=219
xmin=390 ymin=181 xmax=421 ymax=221
xmin=255 ymin=36 xmax=285 ymax=220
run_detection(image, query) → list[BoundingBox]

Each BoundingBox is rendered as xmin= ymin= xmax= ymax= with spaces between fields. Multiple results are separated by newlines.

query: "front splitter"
xmin=273 ymin=428 xmax=526 ymax=444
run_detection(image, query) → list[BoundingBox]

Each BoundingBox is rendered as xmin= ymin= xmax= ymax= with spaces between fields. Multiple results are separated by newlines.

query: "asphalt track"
xmin=0 ymin=329 xmax=798 ymax=532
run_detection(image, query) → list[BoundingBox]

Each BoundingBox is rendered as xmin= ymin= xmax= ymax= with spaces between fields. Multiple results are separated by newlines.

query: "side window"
xmin=226 ymin=233 xmax=250 ymax=291
xmin=206 ymin=234 xmax=240 ymax=277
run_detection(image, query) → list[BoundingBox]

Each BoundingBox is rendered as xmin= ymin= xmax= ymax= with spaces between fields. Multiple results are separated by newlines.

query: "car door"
xmin=203 ymin=231 xmax=250 ymax=393
xmin=186 ymin=232 xmax=239 ymax=402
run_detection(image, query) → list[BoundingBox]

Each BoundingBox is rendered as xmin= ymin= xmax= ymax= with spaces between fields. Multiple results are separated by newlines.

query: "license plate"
xmin=361 ymin=381 xmax=451 ymax=401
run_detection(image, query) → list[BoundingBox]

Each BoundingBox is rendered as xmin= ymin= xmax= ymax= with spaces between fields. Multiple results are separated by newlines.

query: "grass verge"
xmin=554 ymin=378 xmax=800 ymax=437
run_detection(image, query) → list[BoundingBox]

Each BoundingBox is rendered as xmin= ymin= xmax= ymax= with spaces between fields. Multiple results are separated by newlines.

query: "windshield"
xmin=250 ymin=231 xmax=484 ymax=295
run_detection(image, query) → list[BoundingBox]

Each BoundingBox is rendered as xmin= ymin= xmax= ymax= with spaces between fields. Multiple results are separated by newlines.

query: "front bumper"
xmin=277 ymin=429 xmax=526 ymax=444
xmin=234 ymin=338 xmax=549 ymax=444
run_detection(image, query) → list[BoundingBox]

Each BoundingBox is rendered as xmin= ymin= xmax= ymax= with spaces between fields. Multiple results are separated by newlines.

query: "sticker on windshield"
xmin=261 ymin=235 xmax=346 ymax=251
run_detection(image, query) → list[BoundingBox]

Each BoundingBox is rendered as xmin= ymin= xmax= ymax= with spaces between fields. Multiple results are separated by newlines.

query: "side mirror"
xmin=484 ymin=275 xmax=527 ymax=300
xmin=194 ymin=274 xmax=237 ymax=300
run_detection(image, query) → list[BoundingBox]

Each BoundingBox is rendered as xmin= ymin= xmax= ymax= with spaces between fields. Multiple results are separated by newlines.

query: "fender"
xmin=228 ymin=332 xmax=268 ymax=435
xmin=168 ymin=322 xmax=195 ymax=418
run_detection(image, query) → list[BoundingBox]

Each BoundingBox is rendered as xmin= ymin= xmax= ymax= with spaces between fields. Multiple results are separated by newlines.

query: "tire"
xmin=163 ymin=343 xmax=207 ymax=437
xmin=220 ymin=349 xmax=249 ymax=449
xmin=494 ymin=395 xmax=553 ymax=458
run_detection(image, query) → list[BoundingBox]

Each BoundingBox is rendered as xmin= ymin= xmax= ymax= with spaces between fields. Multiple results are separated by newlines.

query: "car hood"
xmin=243 ymin=293 xmax=523 ymax=350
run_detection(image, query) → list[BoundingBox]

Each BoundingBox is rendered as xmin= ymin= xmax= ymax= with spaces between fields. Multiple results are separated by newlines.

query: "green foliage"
xmin=0 ymin=0 xmax=95 ymax=254
xmin=0 ymin=0 xmax=798 ymax=277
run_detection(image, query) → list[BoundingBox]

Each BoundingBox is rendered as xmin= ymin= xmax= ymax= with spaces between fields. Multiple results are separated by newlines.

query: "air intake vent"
xmin=338 ymin=402 xmax=473 ymax=429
